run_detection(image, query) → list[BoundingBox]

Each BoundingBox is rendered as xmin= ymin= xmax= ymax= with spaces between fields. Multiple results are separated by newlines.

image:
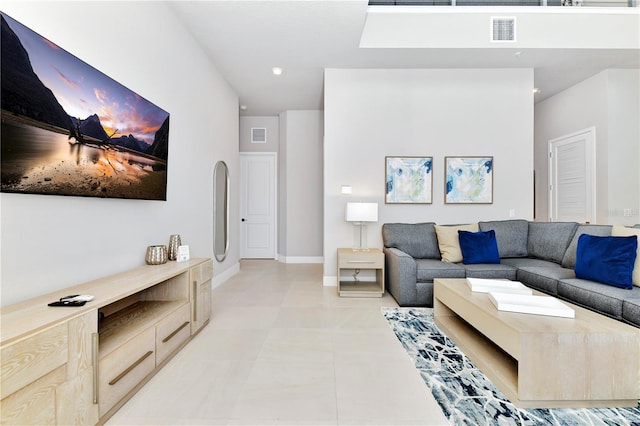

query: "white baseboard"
xmin=212 ymin=262 xmax=240 ymax=289
xmin=278 ymin=255 xmax=324 ymax=264
xmin=323 ymin=276 xmax=338 ymax=286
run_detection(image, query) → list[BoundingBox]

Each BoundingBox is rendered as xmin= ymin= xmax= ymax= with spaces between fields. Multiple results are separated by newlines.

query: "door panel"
xmin=549 ymin=128 xmax=595 ymax=223
xmin=240 ymin=153 xmax=276 ymax=258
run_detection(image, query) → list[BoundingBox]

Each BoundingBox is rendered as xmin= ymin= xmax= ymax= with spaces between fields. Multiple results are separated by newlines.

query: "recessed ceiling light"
xmin=533 ymin=88 xmax=541 ymax=95
xmin=240 ymin=105 xmax=247 ymax=111
xmin=272 ymin=67 xmax=283 ymax=76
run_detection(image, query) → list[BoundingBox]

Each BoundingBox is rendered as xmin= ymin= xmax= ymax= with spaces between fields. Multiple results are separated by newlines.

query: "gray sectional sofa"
xmin=382 ymin=220 xmax=640 ymax=327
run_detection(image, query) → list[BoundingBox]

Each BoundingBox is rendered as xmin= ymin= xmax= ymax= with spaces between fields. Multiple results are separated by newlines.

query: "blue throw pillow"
xmin=458 ymin=230 xmax=500 ymax=264
xmin=575 ymin=234 xmax=638 ymax=289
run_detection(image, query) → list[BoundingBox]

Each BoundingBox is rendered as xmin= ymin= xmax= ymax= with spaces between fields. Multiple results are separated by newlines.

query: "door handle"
xmin=241 ymin=218 xmax=246 ymax=222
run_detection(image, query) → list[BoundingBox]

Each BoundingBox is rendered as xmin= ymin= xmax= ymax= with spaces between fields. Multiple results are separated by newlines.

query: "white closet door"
xmin=548 ymin=127 xmax=596 ymax=223
xmin=239 ymin=152 xmax=277 ymax=259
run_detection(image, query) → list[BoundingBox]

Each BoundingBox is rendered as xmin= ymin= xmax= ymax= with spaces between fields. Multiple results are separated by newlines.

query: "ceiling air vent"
xmin=491 ymin=17 xmax=516 ymax=42
xmin=251 ymin=127 xmax=267 ymax=144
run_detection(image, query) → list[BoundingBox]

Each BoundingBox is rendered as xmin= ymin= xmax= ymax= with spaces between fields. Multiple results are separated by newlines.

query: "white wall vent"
xmin=251 ymin=127 xmax=267 ymax=144
xmin=491 ymin=17 xmax=516 ymax=42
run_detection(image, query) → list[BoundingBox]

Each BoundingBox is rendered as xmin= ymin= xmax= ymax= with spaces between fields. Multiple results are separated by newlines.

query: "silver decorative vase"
xmin=168 ymin=234 xmax=181 ymax=261
xmin=146 ymin=245 xmax=168 ymax=265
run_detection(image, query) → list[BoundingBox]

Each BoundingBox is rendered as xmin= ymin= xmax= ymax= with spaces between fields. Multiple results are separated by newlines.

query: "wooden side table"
xmin=337 ymin=248 xmax=385 ymax=297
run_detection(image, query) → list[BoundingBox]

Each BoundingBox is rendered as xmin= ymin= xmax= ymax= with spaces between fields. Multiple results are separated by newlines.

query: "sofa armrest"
xmin=384 ymin=247 xmax=417 ymax=306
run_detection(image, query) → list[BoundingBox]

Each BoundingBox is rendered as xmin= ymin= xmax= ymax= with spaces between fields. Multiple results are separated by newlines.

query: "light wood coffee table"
xmin=434 ymin=278 xmax=640 ymax=408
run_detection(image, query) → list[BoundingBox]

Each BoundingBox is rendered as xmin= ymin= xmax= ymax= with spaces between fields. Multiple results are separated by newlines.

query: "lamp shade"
xmin=345 ymin=202 xmax=378 ymax=222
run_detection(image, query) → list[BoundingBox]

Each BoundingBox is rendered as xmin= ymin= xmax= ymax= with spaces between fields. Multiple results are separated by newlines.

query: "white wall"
xmin=534 ymin=69 xmax=639 ymax=225
xmin=0 ymin=2 xmax=240 ymax=306
xmin=362 ymin=9 xmax=640 ymax=50
xmin=238 ymin=112 xmax=323 ymax=262
xmin=279 ymin=111 xmax=323 ymax=261
xmin=279 ymin=113 xmax=288 ymax=256
xmin=324 ymin=68 xmax=534 ymax=282
xmin=239 ymin=116 xmax=279 ymax=153
xmin=607 ymin=70 xmax=640 ymax=225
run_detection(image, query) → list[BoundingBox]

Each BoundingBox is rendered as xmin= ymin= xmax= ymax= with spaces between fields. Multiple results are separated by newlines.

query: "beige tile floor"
xmin=107 ymin=260 xmax=449 ymax=426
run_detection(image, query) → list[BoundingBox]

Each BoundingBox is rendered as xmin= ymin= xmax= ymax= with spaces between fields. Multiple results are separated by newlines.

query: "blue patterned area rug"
xmin=382 ymin=307 xmax=640 ymax=426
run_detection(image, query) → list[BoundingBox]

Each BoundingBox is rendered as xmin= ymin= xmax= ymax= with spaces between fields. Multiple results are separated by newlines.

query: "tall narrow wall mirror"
xmin=213 ymin=161 xmax=229 ymax=262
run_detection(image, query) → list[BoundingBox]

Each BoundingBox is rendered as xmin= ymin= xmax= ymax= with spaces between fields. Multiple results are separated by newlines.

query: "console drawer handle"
xmin=109 ymin=351 xmax=153 ymax=385
xmin=92 ymin=332 xmax=99 ymax=404
xmin=347 ymin=260 xmax=375 ymax=264
xmin=162 ymin=321 xmax=190 ymax=343
xmin=193 ymin=281 xmax=198 ymax=322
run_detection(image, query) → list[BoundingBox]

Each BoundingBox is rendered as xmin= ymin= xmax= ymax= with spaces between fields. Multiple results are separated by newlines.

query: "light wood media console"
xmin=1 ymin=258 xmax=213 ymax=425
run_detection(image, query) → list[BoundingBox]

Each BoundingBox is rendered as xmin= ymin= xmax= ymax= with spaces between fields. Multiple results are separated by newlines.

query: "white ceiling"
xmin=168 ymin=1 xmax=640 ymax=116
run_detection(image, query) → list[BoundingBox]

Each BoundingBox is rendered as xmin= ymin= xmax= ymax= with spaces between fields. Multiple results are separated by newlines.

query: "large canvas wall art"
xmin=385 ymin=156 xmax=433 ymax=204
xmin=445 ymin=156 xmax=493 ymax=204
xmin=1 ymin=13 xmax=170 ymax=200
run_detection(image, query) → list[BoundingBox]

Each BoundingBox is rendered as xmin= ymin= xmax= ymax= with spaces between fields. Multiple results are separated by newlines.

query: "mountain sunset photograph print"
xmin=1 ymin=12 xmax=170 ymax=200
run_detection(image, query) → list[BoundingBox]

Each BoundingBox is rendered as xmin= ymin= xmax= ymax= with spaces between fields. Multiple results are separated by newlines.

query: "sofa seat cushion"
xmin=528 ymin=222 xmax=578 ymax=264
xmin=557 ymin=278 xmax=631 ymax=320
xmin=460 ymin=263 xmax=516 ymax=280
xmin=382 ymin=223 xmax=440 ymax=259
xmin=517 ymin=266 xmax=575 ymax=296
xmin=500 ymin=257 xmax=563 ymax=269
xmin=622 ymin=298 xmax=640 ymax=327
xmin=415 ymin=259 xmax=466 ymax=282
xmin=479 ymin=219 xmax=529 ymax=258
xmin=561 ymin=224 xmax=612 ymax=269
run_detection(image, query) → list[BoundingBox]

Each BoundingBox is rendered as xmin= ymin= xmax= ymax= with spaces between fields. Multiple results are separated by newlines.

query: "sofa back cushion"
xmin=382 ymin=223 xmax=440 ymax=259
xmin=561 ymin=224 xmax=612 ymax=269
xmin=527 ymin=222 xmax=578 ymax=264
xmin=479 ymin=220 xmax=529 ymax=258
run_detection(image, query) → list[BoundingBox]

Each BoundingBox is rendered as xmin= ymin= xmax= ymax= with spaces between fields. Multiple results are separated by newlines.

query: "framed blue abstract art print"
xmin=445 ymin=156 xmax=493 ymax=204
xmin=385 ymin=156 xmax=433 ymax=204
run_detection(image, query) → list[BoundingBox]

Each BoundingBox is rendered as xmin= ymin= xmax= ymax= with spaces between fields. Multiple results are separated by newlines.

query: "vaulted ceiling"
xmin=169 ymin=1 xmax=640 ymax=116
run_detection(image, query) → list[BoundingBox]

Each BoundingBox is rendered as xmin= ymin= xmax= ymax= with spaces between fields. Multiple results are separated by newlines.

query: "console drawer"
xmin=98 ymin=327 xmax=155 ymax=415
xmin=156 ymin=303 xmax=190 ymax=364
xmin=1 ymin=322 xmax=68 ymax=399
xmin=191 ymin=259 xmax=213 ymax=285
xmin=338 ymin=252 xmax=384 ymax=269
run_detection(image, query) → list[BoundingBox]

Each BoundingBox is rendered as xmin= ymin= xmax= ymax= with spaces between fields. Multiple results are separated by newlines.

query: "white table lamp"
xmin=345 ymin=202 xmax=378 ymax=250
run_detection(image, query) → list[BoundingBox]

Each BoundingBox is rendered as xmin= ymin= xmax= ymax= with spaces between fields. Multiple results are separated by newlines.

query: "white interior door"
xmin=239 ymin=153 xmax=277 ymax=259
xmin=548 ymin=127 xmax=596 ymax=223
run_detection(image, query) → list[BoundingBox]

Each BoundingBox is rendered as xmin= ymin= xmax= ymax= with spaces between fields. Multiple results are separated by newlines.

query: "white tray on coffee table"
xmin=466 ymin=278 xmax=532 ymax=295
xmin=488 ymin=291 xmax=575 ymax=318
